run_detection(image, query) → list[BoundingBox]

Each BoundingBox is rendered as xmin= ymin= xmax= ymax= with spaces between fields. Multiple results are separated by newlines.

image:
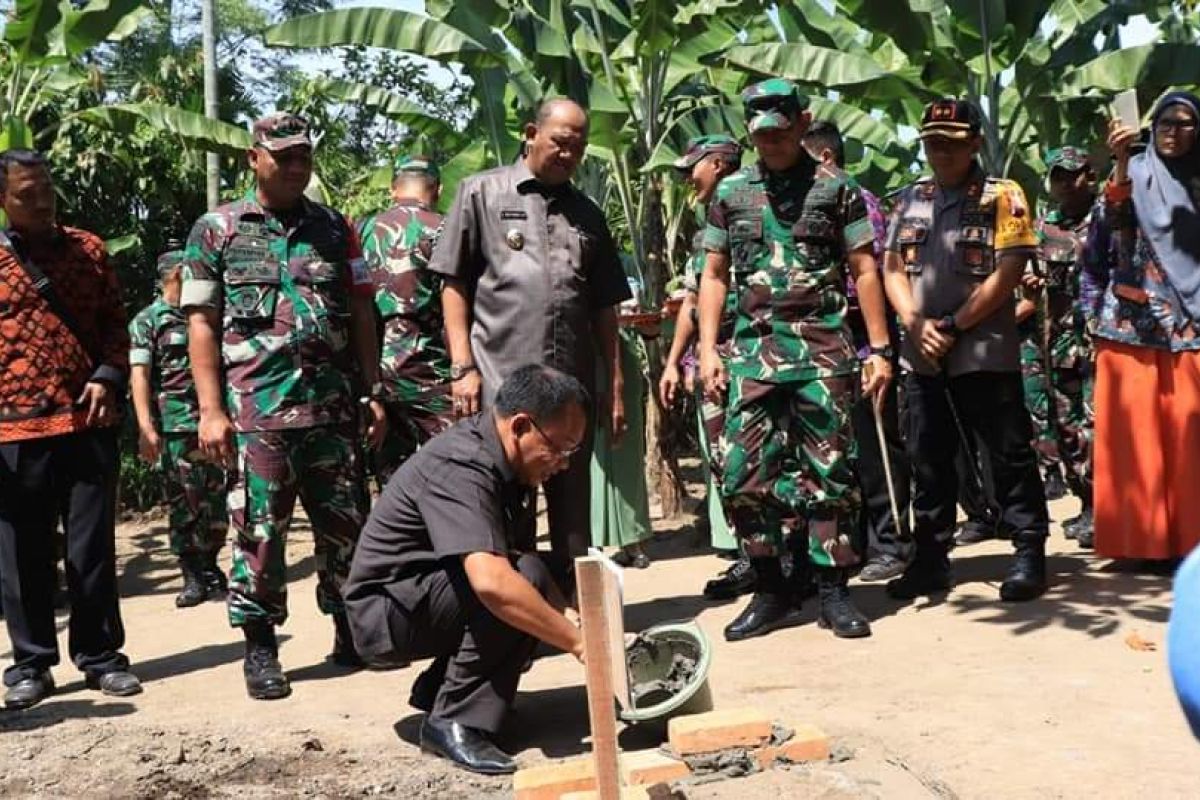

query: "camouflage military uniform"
xmin=128 ymin=287 xmax=227 ymax=560
xmin=704 ymin=154 xmax=874 ymax=566
xmin=1025 ymin=206 xmax=1094 ymax=502
xmin=357 ymin=160 xmax=453 ymax=487
xmin=180 ymin=190 xmax=373 ymax=627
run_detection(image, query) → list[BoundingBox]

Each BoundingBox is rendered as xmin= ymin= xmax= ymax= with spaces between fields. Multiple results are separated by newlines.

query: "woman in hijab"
xmin=1082 ymin=91 xmax=1200 ymax=561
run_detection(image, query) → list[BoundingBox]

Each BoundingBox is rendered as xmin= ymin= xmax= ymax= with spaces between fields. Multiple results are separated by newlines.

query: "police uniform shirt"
xmin=427 ymin=160 xmax=632 ymax=401
xmin=886 ymin=170 xmax=1037 ymax=377
xmin=342 ymin=413 xmax=533 ymax=662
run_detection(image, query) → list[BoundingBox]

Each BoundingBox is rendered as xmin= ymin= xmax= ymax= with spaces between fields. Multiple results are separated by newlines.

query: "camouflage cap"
xmin=157 ymin=249 xmax=186 ymax=278
xmin=252 ymin=112 xmax=312 ymax=151
xmin=919 ymin=98 xmax=982 ymax=140
xmin=1045 ymin=146 xmax=1090 ymax=172
xmin=742 ymin=78 xmax=810 ymax=134
xmin=393 ymin=154 xmax=440 ymax=181
xmin=673 ymin=134 xmax=743 ymax=170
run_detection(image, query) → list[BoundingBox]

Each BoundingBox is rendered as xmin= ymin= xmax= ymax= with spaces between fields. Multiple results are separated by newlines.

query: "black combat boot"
xmin=886 ymin=535 xmax=952 ymax=600
xmin=1000 ymin=532 xmax=1047 ymax=602
xmin=1075 ymin=509 xmax=1095 ymax=549
xmin=723 ymin=558 xmax=805 ymax=642
xmin=329 ymin=612 xmax=365 ymax=668
xmin=1043 ymin=466 xmax=1067 ymax=501
xmin=201 ymin=552 xmax=228 ymax=598
xmin=175 ymin=557 xmax=208 ymax=608
xmin=703 ymin=555 xmax=756 ymax=600
xmin=243 ymin=622 xmax=290 ymax=700
xmin=817 ymin=568 xmax=871 ymax=638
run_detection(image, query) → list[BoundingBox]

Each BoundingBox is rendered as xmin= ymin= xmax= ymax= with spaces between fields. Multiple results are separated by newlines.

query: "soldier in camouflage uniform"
xmin=1022 ymin=146 xmax=1097 ymax=545
xmin=181 ymin=113 xmax=385 ymax=700
xmin=129 ymin=250 xmax=228 ymax=609
xmin=697 ymin=79 xmax=894 ymax=641
xmin=357 ymin=155 xmax=454 ymax=487
xmin=657 ymin=135 xmax=755 ymax=599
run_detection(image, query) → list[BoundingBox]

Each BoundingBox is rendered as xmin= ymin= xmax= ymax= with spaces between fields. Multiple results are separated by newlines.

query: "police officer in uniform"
xmin=882 ymin=99 xmax=1050 ymax=602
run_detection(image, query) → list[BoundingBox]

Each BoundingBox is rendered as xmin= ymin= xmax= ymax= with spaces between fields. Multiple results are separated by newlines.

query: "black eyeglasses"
xmin=529 ymin=417 xmax=581 ymax=460
xmin=1157 ymin=119 xmax=1197 ymax=133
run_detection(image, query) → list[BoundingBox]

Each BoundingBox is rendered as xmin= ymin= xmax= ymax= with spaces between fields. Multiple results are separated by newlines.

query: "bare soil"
xmin=1 ymin=473 xmax=1195 ymax=799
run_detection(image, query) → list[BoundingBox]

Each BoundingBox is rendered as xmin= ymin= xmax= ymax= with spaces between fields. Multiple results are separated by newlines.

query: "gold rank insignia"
xmin=505 ymin=228 xmax=525 ymax=250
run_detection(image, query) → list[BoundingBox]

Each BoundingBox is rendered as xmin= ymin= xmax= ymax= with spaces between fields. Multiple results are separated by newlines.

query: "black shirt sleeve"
xmin=419 ymin=458 xmax=509 ymax=559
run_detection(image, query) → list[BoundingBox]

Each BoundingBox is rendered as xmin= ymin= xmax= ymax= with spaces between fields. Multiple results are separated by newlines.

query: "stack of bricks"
xmin=513 ymin=708 xmax=831 ymax=799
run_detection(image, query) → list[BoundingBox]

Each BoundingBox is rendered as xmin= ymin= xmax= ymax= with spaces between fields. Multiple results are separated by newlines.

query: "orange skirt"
xmin=1094 ymin=340 xmax=1200 ymax=560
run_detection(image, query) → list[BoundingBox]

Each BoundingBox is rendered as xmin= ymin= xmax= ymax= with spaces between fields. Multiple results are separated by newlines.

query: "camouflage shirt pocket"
xmin=729 ymin=218 xmax=765 ymax=269
xmin=302 ymin=258 xmax=351 ymax=318
xmin=225 ymin=257 xmax=281 ymax=323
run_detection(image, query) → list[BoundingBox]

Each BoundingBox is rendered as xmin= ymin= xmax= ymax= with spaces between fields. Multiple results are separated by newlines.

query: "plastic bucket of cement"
xmin=619 ymin=620 xmax=713 ymax=729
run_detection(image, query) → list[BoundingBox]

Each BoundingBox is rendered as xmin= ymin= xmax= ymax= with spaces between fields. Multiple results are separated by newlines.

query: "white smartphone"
xmin=1112 ymin=89 xmax=1140 ymax=130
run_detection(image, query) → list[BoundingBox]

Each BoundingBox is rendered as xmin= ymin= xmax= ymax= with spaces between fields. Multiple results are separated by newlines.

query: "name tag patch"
xmin=500 ymin=209 xmax=528 ymax=221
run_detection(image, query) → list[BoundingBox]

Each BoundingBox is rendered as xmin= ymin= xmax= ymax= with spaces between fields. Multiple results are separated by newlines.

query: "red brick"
xmin=667 ymin=708 xmax=772 ymax=756
xmin=514 ymin=757 xmax=595 ymax=800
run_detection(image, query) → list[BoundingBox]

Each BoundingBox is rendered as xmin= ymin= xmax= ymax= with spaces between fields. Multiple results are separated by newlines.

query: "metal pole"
xmin=201 ymin=0 xmax=220 ymax=210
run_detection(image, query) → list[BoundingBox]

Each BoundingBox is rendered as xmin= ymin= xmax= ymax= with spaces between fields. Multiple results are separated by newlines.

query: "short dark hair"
xmin=0 ymin=149 xmax=48 ymax=194
xmin=802 ymin=121 xmax=844 ymax=168
xmin=494 ymin=364 xmax=591 ymax=422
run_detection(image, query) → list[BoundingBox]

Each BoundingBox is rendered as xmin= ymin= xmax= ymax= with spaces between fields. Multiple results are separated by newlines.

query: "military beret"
xmin=919 ymin=98 xmax=983 ymax=140
xmin=673 ymin=134 xmax=743 ymax=170
xmin=393 ymin=154 xmax=440 ymax=181
xmin=742 ymin=78 xmax=810 ymax=134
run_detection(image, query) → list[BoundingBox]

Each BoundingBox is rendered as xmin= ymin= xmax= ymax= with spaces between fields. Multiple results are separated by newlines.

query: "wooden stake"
xmin=576 ymin=555 xmax=624 ymax=800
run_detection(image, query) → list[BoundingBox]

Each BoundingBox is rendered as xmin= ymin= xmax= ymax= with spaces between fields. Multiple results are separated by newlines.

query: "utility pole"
xmin=201 ymin=0 xmax=220 ymax=210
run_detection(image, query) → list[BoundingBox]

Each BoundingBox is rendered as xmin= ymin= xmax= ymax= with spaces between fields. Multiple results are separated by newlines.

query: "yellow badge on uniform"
xmin=505 ymin=229 xmax=524 ymax=250
xmin=993 ymin=182 xmax=1038 ymax=251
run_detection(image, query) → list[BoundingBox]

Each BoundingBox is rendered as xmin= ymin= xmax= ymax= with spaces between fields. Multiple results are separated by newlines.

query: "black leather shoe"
xmin=86 ymin=669 xmax=142 ymax=697
xmin=703 ymin=556 xmax=756 ymax=600
xmin=244 ymin=624 xmax=290 ymax=700
xmin=817 ymin=570 xmax=871 ymax=639
xmin=1076 ymin=521 xmax=1094 ymax=550
xmin=954 ymin=518 xmax=999 ymax=547
xmin=858 ymin=554 xmax=907 ymax=583
xmin=1061 ymin=512 xmax=1084 ymax=539
xmin=419 ymin=716 xmax=516 ymax=775
xmin=175 ymin=563 xmax=208 ymax=608
xmin=328 ymin=613 xmax=365 ymax=669
xmin=1000 ymin=536 xmax=1047 ymax=602
xmin=4 ymin=672 xmax=54 ymax=710
xmin=886 ymin=550 xmax=952 ymax=600
xmin=723 ymin=592 xmax=805 ymax=642
xmin=1043 ymin=468 xmax=1067 ymax=501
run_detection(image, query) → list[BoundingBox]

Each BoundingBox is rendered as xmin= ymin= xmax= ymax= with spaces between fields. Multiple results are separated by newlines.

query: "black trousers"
xmin=905 ymin=371 xmax=1048 ymax=547
xmin=0 ymin=427 xmax=129 ymax=684
xmin=852 ymin=379 xmax=912 ymax=561
xmin=369 ymin=553 xmax=553 ymax=734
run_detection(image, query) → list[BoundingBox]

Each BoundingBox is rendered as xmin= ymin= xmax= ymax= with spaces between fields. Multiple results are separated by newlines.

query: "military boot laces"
xmin=243 ymin=625 xmax=290 ymax=700
xmin=703 ymin=556 xmax=756 ymax=600
xmin=174 ymin=560 xmax=208 ymax=608
xmin=817 ymin=570 xmax=871 ymax=639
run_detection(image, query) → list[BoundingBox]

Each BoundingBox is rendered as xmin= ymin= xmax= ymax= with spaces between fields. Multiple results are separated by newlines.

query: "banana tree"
xmin=1 ymin=0 xmax=253 ymax=153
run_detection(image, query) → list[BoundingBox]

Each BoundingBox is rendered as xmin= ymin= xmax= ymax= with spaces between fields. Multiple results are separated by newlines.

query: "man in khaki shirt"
xmin=429 ymin=99 xmax=632 ymax=586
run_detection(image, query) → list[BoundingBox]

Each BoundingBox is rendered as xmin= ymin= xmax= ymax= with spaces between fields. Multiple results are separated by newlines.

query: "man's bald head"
xmin=524 ymin=98 xmax=589 ymax=186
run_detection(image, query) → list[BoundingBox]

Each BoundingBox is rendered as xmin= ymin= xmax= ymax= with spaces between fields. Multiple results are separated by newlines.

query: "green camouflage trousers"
xmin=227 ymin=423 xmax=368 ymax=627
xmin=371 ymin=387 xmax=454 ymax=489
xmin=720 ymin=375 xmax=860 ymax=566
xmin=1020 ymin=329 xmax=1094 ymax=501
xmin=161 ymin=433 xmax=228 ymax=558
xmin=1020 ymin=332 xmax=1059 ymax=471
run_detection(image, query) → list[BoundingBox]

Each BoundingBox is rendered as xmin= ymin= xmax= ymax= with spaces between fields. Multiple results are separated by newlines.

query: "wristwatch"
xmin=936 ymin=315 xmax=961 ymax=337
xmin=867 ymin=344 xmax=895 ymax=360
xmin=450 ymin=362 xmax=478 ymax=381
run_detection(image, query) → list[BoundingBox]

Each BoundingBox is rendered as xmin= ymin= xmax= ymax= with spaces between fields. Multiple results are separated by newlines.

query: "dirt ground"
xmin=1 ymin=471 xmax=1197 ymax=799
